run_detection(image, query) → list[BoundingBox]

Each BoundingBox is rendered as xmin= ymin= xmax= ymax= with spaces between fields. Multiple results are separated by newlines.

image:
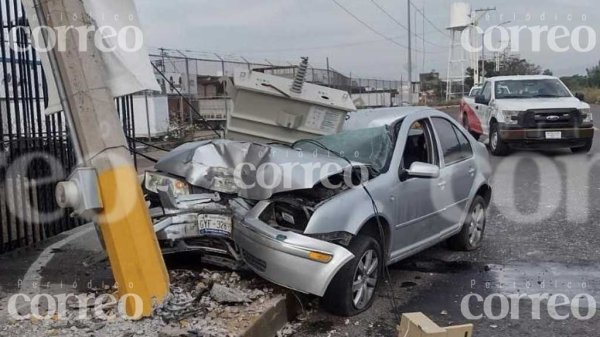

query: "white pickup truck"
xmin=459 ymin=75 xmax=594 ymax=156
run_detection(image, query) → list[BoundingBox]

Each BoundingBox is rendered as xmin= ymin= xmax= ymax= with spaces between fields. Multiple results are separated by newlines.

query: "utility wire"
xmin=369 ymin=0 xmax=445 ymax=49
xmin=410 ymin=2 xmax=450 ymax=38
xmin=330 ymin=0 xmax=434 ymax=55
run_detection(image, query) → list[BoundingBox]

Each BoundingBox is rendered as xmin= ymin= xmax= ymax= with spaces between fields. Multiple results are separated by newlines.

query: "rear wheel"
xmin=448 ymin=195 xmax=487 ymax=251
xmin=322 ymin=235 xmax=382 ymax=316
xmin=489 ymin=123 xmax=510 ymax=156
xmin=571 ymin=140 xmax=593 ymax=153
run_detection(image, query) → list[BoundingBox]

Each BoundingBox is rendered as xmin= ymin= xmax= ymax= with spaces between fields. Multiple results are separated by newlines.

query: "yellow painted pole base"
xmin=97 ymin=165 xmax=170 ymax=318
xmin=397 ymin=313 xmax=474 ymax=337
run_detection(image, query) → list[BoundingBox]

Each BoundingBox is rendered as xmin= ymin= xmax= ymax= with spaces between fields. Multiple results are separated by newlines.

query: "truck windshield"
xmin=495 ymin=79 xmax=572 ymax=99
xmin=293 ymin=126 xmax=395 ymax=173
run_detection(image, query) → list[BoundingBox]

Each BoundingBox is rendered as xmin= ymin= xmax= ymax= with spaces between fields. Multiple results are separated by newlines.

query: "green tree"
xmin=586 ymin=61 xmax=600 ymax=87
xmin=465 ymin=56 xmax=542 ymax=89
xmin=560 ymin=75 xmax=588 ymax=90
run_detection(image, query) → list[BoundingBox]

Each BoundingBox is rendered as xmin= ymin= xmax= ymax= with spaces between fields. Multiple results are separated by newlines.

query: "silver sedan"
xmin=234 ymin=107 xmax=492 ymax=316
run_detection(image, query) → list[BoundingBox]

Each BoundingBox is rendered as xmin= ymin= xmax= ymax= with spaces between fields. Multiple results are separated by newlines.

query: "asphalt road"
xmin=296 ymin=105 xmax=600 ymax=337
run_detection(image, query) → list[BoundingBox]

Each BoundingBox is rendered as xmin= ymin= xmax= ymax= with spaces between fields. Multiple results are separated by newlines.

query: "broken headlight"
xmin=307 ymin=232 xmax=353 ymax=246
xmin=144 ymin=171 xmax=190 ymax=197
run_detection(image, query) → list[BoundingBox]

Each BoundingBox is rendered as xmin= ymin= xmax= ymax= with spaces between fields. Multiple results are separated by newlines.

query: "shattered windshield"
xmin=293 ymin=126 xmax=395 ymax=173
xmin=495 ymin=79 xmax=572 ymax=99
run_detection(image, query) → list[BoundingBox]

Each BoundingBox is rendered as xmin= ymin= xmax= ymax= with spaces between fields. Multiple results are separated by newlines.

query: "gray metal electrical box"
xmin=225 ymin=69 xmax=356 ymax=144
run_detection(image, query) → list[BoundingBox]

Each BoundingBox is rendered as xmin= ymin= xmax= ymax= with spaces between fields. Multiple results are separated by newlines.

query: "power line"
xmin=369 ymin=0 xmax=445 ymax=48
xmin=411 ymin=2 xmax=450 ymax=38
xmin=231 ymin=35 xmax=406 ymax=54
xmin=331 ymin=0 xmax=423 ymax=52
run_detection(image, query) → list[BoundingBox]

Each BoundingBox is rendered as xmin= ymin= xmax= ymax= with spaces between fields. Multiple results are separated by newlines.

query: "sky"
xmin=134 ymin=0 xmax=600 ymax=81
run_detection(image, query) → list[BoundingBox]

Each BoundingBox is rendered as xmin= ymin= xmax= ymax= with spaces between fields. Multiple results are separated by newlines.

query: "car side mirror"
xmin=575 ymin=92 xmax=585 ymax=101
xmin=401 ymin=162 xmax=440 ymax=180
xmin=475 ymin=95 xmax=488 ymax=105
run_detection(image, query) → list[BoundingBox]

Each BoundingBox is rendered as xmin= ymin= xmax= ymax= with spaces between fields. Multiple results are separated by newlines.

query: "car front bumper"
xmin=499 ymin=125 xmax=594 ymax=148
xmin=233 ymin=201 xmax=354 ymax=297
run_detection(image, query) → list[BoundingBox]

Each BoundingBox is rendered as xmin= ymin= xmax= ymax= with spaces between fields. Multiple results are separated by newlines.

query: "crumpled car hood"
xmin=155 ymin=139 xmax=358 ymax=200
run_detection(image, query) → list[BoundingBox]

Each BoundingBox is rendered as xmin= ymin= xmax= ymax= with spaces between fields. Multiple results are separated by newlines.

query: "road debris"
xmin=210 ymin=284 xmax=251 ymax=304
xmin=0 ymin=269 xmax=278 ymax=337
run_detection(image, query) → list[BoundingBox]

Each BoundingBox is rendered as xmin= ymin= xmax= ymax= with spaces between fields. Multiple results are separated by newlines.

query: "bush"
xmin=579 ymin=88 xmax=600 ymax=105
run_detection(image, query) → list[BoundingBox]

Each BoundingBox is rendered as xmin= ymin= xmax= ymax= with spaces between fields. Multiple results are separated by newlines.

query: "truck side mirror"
xmin=575 ymin=92 xmax=585 ymax=101
xmin=475 ymin=95 xmax=488 ymax=105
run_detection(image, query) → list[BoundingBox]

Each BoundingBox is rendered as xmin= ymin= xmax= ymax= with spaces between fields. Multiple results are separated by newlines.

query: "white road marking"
xmin=21 ymin=224 xmax=94 ymax=293
xmin=0 ymin=224 xmax=94 ymax=320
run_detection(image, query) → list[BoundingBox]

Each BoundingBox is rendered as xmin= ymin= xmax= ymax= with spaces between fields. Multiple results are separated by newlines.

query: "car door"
xmin=431 ymin=117 xmax=477 ymax=235
xmin=477 ymin=82 xmax=493 ymax=137
xmin=390 ymin=118 xmax=445 ymax=260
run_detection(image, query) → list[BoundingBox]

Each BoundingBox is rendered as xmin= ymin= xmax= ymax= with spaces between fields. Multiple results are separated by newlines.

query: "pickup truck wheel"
xmin=489 ymin=123 xmax=510 ymax=156
xmin=571 ymin=140 xmax=593 ymax=153
xmin=322 ymin=235 xmax=382 ymax=316
xmin=448 ymin=195 xmax=487 ymax=251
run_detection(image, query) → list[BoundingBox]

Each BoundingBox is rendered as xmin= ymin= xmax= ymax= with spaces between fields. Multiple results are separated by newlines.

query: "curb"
xmin=241 ymin=293 xmax=300 ymax=337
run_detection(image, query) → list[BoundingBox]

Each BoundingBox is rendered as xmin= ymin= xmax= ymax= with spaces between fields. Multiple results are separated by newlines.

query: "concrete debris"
xmin=210 ymin=284 xmax=250 ymax=304
xmin=277 ymin=322 xmax=302 ymax=337
xmin=0 ymin=269 xmax=278 ymax=337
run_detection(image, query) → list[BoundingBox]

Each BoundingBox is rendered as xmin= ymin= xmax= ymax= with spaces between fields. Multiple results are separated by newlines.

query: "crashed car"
xmin=144 ymin=107 xmax=492 ymax=316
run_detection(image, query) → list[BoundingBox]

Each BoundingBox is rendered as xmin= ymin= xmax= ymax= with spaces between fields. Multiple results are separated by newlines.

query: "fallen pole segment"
xmin=35 ymin=0 xmax=169 ymax=317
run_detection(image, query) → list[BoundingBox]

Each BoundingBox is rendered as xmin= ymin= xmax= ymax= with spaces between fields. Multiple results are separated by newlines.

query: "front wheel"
xmin=448 ymin=195 xmax=487 ymax=251
xmin=571 ymin=140 xmax=593 ymax=153
xmin=489 ymin=123 xmax=510 ymax=156
xmin=321 ymin=235 xmax=382 ymax=316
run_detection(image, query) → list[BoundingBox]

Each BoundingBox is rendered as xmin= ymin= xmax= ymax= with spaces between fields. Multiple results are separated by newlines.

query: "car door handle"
xmin=468 ymin=168 xmax=476 ymax=176
xmin=437 ymin=181 xmax=447 ymax=189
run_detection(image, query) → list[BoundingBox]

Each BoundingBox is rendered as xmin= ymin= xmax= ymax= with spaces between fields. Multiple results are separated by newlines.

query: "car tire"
xmin=571 ymin=140 xmax=593 ymax=154
xmin=322 ymin=235 xmax=382 ymax=316
xmin=489 ymin=123 xmax=510 ymax=156
xmin=448 ymin=195 xmax=487 ymax=251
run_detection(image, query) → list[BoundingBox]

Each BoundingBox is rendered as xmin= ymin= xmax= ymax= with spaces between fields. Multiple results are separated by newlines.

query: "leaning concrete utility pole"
xmin=35 ymin=0 xmax=169 ymax=317
xmin=407 ymin=0 xmax=412 ymax=104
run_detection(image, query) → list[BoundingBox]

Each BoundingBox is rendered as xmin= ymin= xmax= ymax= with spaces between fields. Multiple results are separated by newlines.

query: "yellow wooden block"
xmin=397 ymin=313 xmax=474 ymax=337
xmin=97 ymin=165 xmax=170 ymax=318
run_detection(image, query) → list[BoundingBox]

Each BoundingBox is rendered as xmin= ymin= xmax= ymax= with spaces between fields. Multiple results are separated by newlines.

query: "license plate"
xmin=198 ymin=214 xmax=232 ymax=236
xmin=545 ymin=131 xmax=562 ymax=139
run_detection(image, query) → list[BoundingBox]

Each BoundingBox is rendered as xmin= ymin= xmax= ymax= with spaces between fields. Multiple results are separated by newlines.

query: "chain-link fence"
xmin=148 ymin=48 xmax=414 ymax=113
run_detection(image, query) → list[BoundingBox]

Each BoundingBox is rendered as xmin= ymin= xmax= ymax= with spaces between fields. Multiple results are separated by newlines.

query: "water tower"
xmin=445 ymin=2 xmax=472 ymax=101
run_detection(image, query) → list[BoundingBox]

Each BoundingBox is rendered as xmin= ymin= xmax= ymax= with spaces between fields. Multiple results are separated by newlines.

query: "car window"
xmin=481 ymin=82 xmax=491 ymax=102
xmin=431 ymin=118 xmax=473 ymax=166
xmin=401 ymin=119 xmax=438 ymax=170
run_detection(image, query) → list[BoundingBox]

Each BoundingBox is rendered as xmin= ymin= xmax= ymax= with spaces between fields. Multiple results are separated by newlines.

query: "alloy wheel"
xmin=352 ymin=249 xmax=379 ymax=310
xmin=491 ymin=131 xmax=498 ymax=151
xmin=468 ymin=202 xmax=485 ymax=246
